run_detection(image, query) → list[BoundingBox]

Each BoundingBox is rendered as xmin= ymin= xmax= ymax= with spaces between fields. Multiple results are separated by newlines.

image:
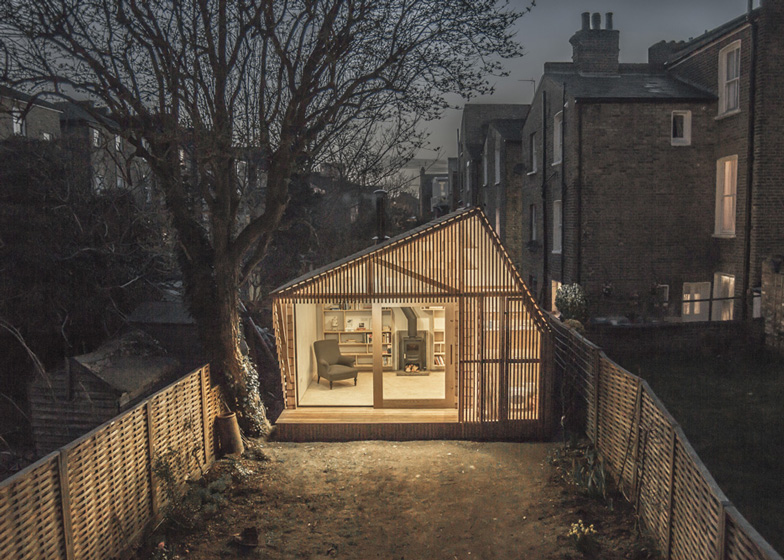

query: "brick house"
xmin=519 ymin=4 xmax=783 ymax=322
xmin=56 ymin=101 xmax=154 ymax=200
xmin=0 ymin=86 xmax=61 ymax=141
xmin=481 ymin=118 xmax=526 ymax=270
xmin=457 ymin=103 xmax=529 ymax=209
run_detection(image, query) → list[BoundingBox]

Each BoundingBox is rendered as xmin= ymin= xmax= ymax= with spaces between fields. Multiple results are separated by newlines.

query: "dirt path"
xmin=146 ymin=441 xmax=655 ymax=559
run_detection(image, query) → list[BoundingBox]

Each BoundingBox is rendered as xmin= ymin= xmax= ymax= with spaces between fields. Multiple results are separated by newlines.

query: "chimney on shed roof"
xmin=569 ymin=12 xmax=620 ymax=75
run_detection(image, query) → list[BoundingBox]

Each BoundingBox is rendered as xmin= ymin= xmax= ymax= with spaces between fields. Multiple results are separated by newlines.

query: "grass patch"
xmin=616 ymin=347 xmax=784 ymax=555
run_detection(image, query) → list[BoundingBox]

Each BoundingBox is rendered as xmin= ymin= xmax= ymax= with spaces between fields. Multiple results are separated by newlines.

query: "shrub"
xmin=555 ymin=283 xmax=588 ymax=322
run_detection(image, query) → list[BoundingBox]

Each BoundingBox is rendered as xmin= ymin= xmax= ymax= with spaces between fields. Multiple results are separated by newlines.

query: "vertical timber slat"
xmin=58 ymin=450 xmax=75 ymax=560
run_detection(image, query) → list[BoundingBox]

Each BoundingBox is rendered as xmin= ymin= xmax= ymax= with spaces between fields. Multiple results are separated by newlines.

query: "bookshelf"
xmin=431 ymin=307 xmax=446 ymax=370
xmin=321 ymin=303 xmax=394 ymax=370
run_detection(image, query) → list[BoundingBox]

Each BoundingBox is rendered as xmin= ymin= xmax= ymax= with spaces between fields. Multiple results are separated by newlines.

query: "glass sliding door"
xmin=372 ymin=303 xmax=455 ymax=408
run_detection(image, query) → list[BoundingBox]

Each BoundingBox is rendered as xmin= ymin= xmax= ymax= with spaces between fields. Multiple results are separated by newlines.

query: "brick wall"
xmin=752 ymin=1 xmax=784 ymax=307
xmin=578 ymin=100 xmax=719 ymax=317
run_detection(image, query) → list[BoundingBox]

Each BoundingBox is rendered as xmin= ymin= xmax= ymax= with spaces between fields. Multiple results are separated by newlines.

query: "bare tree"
xmin=0 ymin=0 xmax=528 ymax=433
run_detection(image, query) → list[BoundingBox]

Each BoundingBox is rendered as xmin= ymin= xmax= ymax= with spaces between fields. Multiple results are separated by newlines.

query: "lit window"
xmin=42 ymin=132 xmax=52 ymax=141
xmin=529 ymin=204 xmax=537 ymax=241
xmin=719 ymin=41 xmax=740 ymax=115
xmin=682 ymin=281 xmax=711 ymax=321
xmin=116 ymin=164 xmax=125 ymax=189
xmin=711 ymin=273 xmax=735 ymax=321
xmin=92 ymin=128 xmax=101 ymax=147
xmin=553 ymin=112 xmax=563 ymax=164
xmin=552 ymin=200 xmax=562 ymax=253
xmin=349 ymin=203 xmax=359 ymax=223
xmin=671 ymin=110 xmax=692 ymax=146
xmin=93 ymin=174 xmax=105 ymax=192
xmin=115 ymin=134 xmax=122 ymax=151
xmin=529 ymin=132 xmax=537 ymax=174
xmin=714 ymin=155 xmax=738 ymax=236
xmin=11 ymin=110 xmax=25 ymax=136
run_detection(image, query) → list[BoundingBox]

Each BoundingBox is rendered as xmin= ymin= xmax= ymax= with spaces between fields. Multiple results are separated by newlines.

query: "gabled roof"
xmin=272 ymin=207 xmax=548 ymax=326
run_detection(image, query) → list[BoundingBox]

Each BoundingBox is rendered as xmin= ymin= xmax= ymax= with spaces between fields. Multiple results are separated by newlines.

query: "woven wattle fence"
xmin=550 ymin=318 xmax=782 ymax=560
xmin=0 ymin=365 xmax=221 ymax=560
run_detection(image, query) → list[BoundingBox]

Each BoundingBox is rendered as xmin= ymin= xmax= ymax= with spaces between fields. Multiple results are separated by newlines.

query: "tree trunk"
xmin=183 ymin=245 xmax=270 ymax=437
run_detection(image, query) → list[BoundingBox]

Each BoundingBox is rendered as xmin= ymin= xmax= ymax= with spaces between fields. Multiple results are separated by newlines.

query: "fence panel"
xmin=0 ymin=365 xmax=220 ymax=560
xmin=549 ymin=317 xmax=782 ymax=560
xmin=0 ymin=454 xmax=66 ymax=560
xmin=636 ymin=385 xmax=676 ymax=554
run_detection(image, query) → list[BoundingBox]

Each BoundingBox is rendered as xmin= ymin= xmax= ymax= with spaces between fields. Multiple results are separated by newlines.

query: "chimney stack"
xmin=569 ymin=12 xmax=620 ymax=74
xmin=374 ymin=189 xmax=388 ymax=245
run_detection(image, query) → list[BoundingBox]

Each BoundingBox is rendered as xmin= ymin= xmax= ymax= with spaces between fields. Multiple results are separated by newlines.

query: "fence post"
xmin=145 ymin=401 xmax=159 ymax=519
xmin=57 ymin=450 xmax=75 ymax=560
xmin=715 ymin=502 xmax=728 ymax=560
xmin=591 ymin=347 xmax=601 ymax=445
xmin=200 ymin=366 xmax=213 ymax=465
xmin=629 ymin=381 xmax=644 ymax=498
xmin=664 ymin=427 xmax=677 ymax=560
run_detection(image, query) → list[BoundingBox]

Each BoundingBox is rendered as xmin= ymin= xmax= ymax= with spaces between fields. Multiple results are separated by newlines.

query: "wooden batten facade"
xmin=271 ymin=208 xmax=553 ymax=441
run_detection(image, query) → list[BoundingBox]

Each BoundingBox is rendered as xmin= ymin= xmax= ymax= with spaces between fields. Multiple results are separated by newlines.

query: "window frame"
xmin=682 ymin=281 xmax=711 ymax=321
xmin=528 ymin=131 xmax=537 ymax=175
xmin=714 ymin=155 xmax=738 ymax=237
xmin=552 ymin=112 xmax=563 ymax=165
xmin=494 ymin=142 xmax=501 ymax=184
xmin=718 ymin=41 xmax=741 ymax=116
xmin=711 ymin=272 xmax=735 ymax=321
xmin=552 ymin=200 xmax=562 ymax=254
xmin=11 ymin=109 xmax=25 ymax=136
xmin=671 ymin=110 xmax=692 ymax=146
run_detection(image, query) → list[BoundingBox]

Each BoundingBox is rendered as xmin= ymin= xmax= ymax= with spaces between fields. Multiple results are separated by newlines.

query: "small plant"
xmin=568 ymin=519 xmax=598 ymax=556
xmin=555 ymin=283 xmax=588 ymax=322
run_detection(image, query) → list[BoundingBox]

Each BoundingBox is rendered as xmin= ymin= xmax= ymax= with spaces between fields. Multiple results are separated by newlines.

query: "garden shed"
xmin=271 ymin=208 xmax=553 ymax=441
xmin=28 ymin=330 xmax=179 ymax=455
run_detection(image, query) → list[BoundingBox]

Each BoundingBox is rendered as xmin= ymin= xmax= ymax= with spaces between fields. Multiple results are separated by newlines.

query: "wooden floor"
xmin=298 ymin=370 xmax=447 ymax=406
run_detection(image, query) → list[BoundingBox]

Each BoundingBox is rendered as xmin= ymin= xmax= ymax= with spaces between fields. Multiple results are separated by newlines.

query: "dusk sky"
xmin=413 ymin=0 xmax=760 ymax=173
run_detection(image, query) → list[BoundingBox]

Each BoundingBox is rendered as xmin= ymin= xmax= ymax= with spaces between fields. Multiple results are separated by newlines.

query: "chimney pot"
xmin=581 ymin=12 xmax=590 ymax=30
xmin=591 ymin=12 xmax=601 ymax=30
xmin=605 ymin=12 xmax=614 ymax=30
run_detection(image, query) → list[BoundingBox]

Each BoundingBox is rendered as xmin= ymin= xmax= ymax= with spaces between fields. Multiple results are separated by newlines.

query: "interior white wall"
xmin=295 ymin=304 xmax=319 ymax=404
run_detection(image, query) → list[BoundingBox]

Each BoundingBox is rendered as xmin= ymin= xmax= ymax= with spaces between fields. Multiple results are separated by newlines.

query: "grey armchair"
xmin=313 ymin=340 xmax=359 ymax=389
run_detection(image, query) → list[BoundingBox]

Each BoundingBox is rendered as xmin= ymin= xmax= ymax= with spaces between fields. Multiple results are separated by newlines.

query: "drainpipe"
xmin=560 ymin=85 xmax=567 ymax=284
xmin=541 ymin=90 xmax=549 ymax=305
xmin=742 ymin=9 xmax=757 ymax=320
xmin=576 ymin=100 xmax=583 ymax=285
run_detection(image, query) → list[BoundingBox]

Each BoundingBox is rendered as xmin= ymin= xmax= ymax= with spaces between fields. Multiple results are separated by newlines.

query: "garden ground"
xmin=138 ymin=440 xmax=658 ymax=559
